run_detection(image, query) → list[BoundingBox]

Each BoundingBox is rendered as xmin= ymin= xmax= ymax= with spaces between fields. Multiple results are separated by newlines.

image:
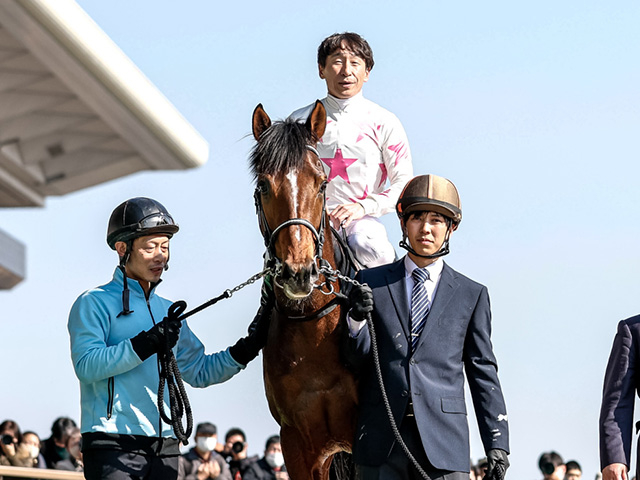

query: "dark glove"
xmin=485 ymin=448 xmax=509 ymax=480
xmin=229 ymin=279 xmax=274 ymax=366
xmin=131 ymin=300 xmax=186 ymax=361
xmin=348 ymin=284 xmax=374 ymax=322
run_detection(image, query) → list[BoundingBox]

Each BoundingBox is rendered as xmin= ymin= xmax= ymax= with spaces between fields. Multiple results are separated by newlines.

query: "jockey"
xmin=290 ymin=32 xmax=414 ymax=268
xmin=68 ymin=197 xmax=271 ymax=480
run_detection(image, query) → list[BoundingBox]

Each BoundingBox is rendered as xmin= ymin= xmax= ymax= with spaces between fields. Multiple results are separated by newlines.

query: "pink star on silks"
xmin=321 ymin=148 xmax=358 ymax=183
xmin=377 ymin=162 xmax=388 ymax=188
xmin=387 ymin=141 xmax=407 ymax=166
xmin=350 ymin=185 xmax=369 ymax=202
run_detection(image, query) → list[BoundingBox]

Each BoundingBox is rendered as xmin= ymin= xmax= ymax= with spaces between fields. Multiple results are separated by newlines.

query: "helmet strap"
xmin=117 ymin=241 xmax=134 ymax=317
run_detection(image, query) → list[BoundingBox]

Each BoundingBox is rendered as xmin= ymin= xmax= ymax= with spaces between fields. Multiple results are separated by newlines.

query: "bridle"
xmin=253 ymin=145 xmax=346 ymax=321
xmin=253 ymin=145 xmax=329 ymax=275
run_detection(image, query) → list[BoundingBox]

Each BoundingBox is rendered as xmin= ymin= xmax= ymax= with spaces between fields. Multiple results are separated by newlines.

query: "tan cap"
xmin=396 ymin=174 xmax=462 ymax=224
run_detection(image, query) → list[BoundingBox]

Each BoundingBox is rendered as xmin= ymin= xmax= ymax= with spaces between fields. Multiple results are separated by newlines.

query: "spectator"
xmin=223 ymin=428 xmax=258 ymax=480
xmin=21 ymin=431 xmax=46 ymax=470
xmin=179 ymin=422 xmax=231 ymax=480
xmin=474 ymin=457 xmax=488 ymax=479
xmin=40 ymin=416 xmax=76 ymax=468
xmin=243 ymin=435 xmax=288 ymax=480
xmin=565 ymin=460 xmax=582 ymax=480
xmin=0 ymin=420 xmax=34 ymax=480
xmin=55 ymin=427 xmax=83 ymax=472
xmin=539 ymin=451 xmax=566 ymax=480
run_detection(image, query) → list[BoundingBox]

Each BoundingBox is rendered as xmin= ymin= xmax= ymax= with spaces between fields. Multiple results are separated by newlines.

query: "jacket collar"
xmin=112 ymin=267 xmax=161 ymax=299
xmin=384 ymin=257 xmax=460 ymax=349
xmin=324 ymin=92 xmax=365 ymax=112
xmin=385 ymin=259 xmax=410 ymax=336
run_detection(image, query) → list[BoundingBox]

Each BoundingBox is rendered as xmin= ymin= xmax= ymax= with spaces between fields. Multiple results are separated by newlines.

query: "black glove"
xmin=131 ymin=300 xmax=185 ymax=361
xmin=229 ymin=279 xmax=274 ymax=366
xmin=485 ymin=448 xmax=509 ymax=480
xmin=348 ymin=284 xmax=374 ymax=322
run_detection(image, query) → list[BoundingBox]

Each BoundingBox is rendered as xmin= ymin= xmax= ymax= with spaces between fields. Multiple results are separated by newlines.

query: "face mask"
xmin=196 ymin=436 xmax=217 ymax=453
xmin=27 ymin=445 xmax=39 ymax=459
xmin=265 ymin=452 xmax=285 ymax=468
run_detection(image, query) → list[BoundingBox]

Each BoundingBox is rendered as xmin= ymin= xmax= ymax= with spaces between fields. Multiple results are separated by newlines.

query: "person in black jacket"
xmin=344 ymin=175 xmax=510 ymax=480
xmin=222 ymin=428 xmax=258 ymax=480
xmin=243 ymin=436 xmax=288 ymax=480
xmin=179 ymin=423 xmax=231 ymax=480
xmin=40 ymin=417 xmax=76 ymax=469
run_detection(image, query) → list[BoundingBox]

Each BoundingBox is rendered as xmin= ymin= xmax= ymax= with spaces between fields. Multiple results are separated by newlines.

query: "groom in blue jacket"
xmin=345 ymin=175 xmax=510 ymax=480
xmin=68 ymin=197 xmax=270 ymax=480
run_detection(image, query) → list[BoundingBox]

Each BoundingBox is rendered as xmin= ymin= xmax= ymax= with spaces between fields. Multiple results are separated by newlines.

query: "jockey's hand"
xmin=330 ymin=202 xmax=365 ymax=230
xmin=485 ymin=449 xmax=509 ymax=480
xmin=131 ymin=301 xmax=185 ymax=361
xmin=348 ymin=284 xmax=374 ymax=322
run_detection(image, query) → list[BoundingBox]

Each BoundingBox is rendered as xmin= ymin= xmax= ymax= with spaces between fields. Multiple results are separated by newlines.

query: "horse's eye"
xmin=258 ymin=180 xmax=269 ymax=195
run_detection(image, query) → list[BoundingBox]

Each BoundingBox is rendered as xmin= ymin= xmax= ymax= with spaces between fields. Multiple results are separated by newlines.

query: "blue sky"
xmin=1 ymin=1 xmax=639 ymax=478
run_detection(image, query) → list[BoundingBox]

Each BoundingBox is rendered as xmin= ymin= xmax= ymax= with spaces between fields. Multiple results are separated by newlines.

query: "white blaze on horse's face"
xmin=278 ymin=166 xmax=319 ymax=300
xmin=285 ymin=170 xmax=301 ymax=243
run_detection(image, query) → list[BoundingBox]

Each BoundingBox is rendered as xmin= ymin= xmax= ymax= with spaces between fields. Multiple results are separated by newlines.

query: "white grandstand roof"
xmin=0 ymin=0 xmax=209 ymax=208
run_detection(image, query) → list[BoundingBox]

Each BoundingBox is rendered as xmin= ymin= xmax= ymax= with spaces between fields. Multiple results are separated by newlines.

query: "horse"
xmin=250 ymin=100 xmax=358 ymax=480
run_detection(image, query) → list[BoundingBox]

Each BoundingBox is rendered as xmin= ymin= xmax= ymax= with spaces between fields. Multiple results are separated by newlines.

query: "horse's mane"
xmin=250 ymin=118 xmax=315 ymax=180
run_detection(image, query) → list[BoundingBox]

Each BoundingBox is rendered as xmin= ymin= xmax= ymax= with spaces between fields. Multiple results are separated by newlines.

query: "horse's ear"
xmin=305 ymin=100 xmax=326 ymax=141
xmin=252 ymin=103 xmax=272 ymax=140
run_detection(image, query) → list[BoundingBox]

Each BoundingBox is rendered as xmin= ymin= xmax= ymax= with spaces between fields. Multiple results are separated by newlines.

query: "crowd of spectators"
xmin=2 ymin=417 xmax=612 ymax=480
xmin=0 ymin=417 xmax=288 ymax=480
xmin=536 ymin=451 xmax=586 ymax=480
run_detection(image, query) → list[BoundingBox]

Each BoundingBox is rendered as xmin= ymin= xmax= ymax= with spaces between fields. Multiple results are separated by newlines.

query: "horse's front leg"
xmin=281 ymin=425 xmax=332 ymax=480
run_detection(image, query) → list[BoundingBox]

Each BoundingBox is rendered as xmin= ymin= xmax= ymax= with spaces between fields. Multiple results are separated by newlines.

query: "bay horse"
xmin=250 ymin=100 xmax=358 ymax=480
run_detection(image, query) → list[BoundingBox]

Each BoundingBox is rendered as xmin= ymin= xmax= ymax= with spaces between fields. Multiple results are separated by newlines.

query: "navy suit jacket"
xmin=345 ymin=258 xmax=509 ymax=472
xmin=599 ymin=316 xmax=640 ymax=478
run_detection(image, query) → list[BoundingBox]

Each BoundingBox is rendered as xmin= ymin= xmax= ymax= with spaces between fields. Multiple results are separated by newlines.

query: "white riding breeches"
xmin=343 ymin=216 xmax=396 ymax=268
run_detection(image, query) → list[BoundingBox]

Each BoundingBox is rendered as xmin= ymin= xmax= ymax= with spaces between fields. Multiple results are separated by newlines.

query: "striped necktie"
xmin=410 ymin=267 xmax=431 ymax=353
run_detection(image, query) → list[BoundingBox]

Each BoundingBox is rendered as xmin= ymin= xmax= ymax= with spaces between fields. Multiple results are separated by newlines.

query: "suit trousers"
xmin=354 ymin=414 xmax=468 ymax=480
xmin=83 ymin=449 xmax=179 ymax=480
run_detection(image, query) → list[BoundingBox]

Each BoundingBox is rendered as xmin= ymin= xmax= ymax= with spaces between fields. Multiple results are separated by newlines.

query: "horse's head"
xmin=251 ymin=101 xmax=327 ymax=300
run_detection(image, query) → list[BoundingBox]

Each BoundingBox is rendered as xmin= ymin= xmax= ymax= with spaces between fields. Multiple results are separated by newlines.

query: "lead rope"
xmin=157 ymin=301 xmax=192 ymax=445
xmin=319 ymin=266 xmax=430 ymax=480
xmin=153 ymin=269 xmax=273 ymax=444
xmin=366 ymin=310 xmax=430 ymax=480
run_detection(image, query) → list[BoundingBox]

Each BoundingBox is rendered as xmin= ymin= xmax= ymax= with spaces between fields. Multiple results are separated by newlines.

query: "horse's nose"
xmin=282 ymin=263 xmax=312 ymax=285
xmin=281 ymin=260 xmax=318 ymax=298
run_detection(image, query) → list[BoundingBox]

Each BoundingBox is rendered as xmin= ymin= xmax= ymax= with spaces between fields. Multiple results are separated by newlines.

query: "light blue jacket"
xmin=68 ymin=268 xmax=244 ymax=437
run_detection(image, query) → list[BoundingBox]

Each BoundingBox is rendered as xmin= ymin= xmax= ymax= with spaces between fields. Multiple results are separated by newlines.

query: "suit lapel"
xmin=415 ymin=262 xmax=459 ymax=351
xmin=384 ymin=259 xmax=410 ymax=338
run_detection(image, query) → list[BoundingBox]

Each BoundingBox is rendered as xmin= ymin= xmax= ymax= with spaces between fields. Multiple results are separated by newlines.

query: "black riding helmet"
xmin=107 ymin=197 xmax=179 ymax=250
xmin=107 ymin=197 xmax=179 ymax=316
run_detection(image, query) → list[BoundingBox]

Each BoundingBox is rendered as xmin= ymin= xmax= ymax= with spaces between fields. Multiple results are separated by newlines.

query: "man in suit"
xmin=345 ymin=174 xmax=510 ymax=480
xmin=599 ymin=317 xmax=640 ymax=480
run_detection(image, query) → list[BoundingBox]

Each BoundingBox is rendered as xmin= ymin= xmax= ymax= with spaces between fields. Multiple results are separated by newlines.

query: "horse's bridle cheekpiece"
xmin=253 ymin=145 xmax=350 ymax=322
xmin=254 ymin=145 xmax=329 ymax=273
